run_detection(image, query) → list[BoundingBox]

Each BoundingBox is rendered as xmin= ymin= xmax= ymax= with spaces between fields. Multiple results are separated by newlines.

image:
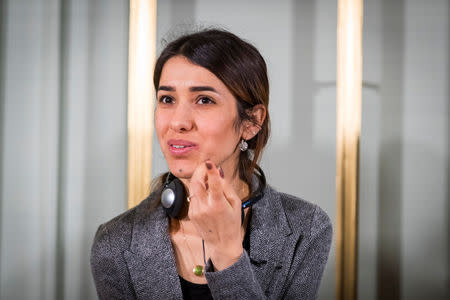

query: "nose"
xmin=169 ymin=102 xmax=193 ymax=132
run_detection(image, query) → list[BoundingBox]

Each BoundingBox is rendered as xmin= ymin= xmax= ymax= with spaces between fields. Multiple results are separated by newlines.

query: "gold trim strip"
xmin=336 ymin=0 xmax=363 ymax=299
xmin=127 ymin=0 xmax=157 ymax=208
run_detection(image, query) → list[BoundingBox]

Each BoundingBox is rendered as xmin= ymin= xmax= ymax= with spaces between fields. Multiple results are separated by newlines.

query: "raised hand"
xmin=187 ymin=160 xmax=244 ymax=271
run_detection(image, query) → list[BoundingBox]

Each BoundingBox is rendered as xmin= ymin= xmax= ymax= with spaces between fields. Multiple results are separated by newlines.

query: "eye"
xmin=158 ymin=95 xmax=174 ymax=104
xmin=196 ymin=96 xmax=215 ymax=105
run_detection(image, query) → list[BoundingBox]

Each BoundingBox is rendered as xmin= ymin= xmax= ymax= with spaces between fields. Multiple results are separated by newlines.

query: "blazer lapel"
xmin=248 ymin=186 xmax=294 ymax=293
xmin=124 ymin=204 xmax=182 ymax=300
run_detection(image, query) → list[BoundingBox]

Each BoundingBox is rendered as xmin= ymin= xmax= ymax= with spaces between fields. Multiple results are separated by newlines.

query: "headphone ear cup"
xmin=161 ymin=177 xmax=186 ymax=218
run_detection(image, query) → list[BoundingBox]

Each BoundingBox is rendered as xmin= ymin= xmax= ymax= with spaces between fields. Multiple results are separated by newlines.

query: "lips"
xmin=167 ymin=139 xmax=198 ymax=155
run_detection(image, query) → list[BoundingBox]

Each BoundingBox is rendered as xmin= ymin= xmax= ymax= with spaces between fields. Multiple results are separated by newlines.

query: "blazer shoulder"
xmin=275 ymin=189 xmax=332 ymax=238
xmin=90 ymin=197 xmax=157 ymax=299
xmin=92 ymin=196 xmax=154 ymax=251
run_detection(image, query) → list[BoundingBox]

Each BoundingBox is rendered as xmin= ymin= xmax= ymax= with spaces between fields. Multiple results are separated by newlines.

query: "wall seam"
xmin=55 ymin=0 xmax=68 ymax=299
xmin=0 ymin=0 xmax=7 ymax=295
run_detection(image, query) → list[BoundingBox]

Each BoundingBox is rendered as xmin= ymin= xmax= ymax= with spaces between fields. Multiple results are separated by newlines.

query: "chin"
xmin=167 ymin=161 xmax=195 ymax=179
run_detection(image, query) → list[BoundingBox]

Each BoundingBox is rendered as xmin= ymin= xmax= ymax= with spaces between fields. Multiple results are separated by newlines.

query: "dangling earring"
xmin=239 ymin=139 xmax=248 ymax=151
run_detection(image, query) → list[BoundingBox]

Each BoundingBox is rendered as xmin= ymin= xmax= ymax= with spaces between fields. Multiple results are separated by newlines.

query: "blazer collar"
xmin=246 ymin=185 xmax=294 ymax=290
xmin=249 ymin=185 xmax=292 ymax=261
xmin=124 ymin=202 xmax=182 ymax=299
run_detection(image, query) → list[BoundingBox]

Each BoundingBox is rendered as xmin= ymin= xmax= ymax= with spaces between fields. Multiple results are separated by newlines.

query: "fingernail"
xmin=219 ymin=167 xmax=224 ymax=178
xmin=205 ymin=161 xmax=213 ymax=170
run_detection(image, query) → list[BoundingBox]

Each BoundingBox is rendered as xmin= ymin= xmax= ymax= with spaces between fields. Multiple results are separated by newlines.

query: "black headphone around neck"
xmin=160 ymin=170 xmax=266 ymax=224
xmin=160 ymin=173 xmax=186 ymax=219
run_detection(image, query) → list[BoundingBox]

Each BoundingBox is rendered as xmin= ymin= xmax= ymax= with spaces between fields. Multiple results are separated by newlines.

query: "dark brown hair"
xmin=152 ymin=29 xmax=270 ymax=197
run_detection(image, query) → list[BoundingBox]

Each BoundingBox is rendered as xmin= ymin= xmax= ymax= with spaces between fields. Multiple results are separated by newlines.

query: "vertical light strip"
xmin=336 ymin=0 xmax=363 ymax=299
xmin=127 ymin=0 xmax=157 ymax=208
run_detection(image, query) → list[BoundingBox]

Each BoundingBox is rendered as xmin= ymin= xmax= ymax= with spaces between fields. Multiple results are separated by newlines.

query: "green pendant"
xmin=193 ymin=265 xmax=204 ymax=276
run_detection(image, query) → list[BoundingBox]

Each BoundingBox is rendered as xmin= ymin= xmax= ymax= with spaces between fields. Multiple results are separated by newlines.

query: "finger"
xmin=204 ymin=161 xmax=228 ymax=207
xmin=189 ymin=160 xmax=208 ymax=191
xmin=220 ymin=170 xmax=242 ymax=210
xmin=188 ymin=162 xmax=208 ymax=215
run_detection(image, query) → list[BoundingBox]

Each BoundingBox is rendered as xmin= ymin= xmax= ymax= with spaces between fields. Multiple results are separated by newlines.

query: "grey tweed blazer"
xmin=90 ymin=185 xmax=332 ymax=299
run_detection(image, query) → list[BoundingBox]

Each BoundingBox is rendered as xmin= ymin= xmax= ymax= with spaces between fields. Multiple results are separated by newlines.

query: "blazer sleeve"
xmin=204 ymin=206 xmax=332 ymax=300
xmin=90 ymin=224 xmax=127 ymax=300
xmin=205 ymin=251 xmax=264 ymax=299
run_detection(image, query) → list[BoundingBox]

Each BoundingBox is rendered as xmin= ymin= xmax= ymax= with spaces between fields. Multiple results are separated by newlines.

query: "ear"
xmin=241 ymin=104 xmax=266 ymax=140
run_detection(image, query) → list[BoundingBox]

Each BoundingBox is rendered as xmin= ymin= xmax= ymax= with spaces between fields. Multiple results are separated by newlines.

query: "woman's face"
xmin=155 ymin=55 xmax=243 ymax=180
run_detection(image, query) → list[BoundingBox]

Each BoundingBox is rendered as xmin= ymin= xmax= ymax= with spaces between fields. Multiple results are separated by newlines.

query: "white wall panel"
xmin=0 ymin=1 xmax=128 ymax=299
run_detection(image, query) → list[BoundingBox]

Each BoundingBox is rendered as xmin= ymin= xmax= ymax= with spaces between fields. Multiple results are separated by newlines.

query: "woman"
xmin=91 ymin=29 xmax=332 ymax=300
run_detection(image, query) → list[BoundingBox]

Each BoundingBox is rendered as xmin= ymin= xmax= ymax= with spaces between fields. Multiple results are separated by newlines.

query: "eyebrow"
xmin=158 ymin=86 xmax=175 ymax=91
xmin=189 ymin=86 xmax=218 ymax=93
xmin=158 ymin=85 xmax=219 ymax=93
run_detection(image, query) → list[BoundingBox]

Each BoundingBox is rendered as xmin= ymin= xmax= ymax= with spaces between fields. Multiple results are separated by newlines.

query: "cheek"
xmin=199 ymin=115 xmax=240 ymax=149
xmin=154 ymin=111 xmax=168 ymax=140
